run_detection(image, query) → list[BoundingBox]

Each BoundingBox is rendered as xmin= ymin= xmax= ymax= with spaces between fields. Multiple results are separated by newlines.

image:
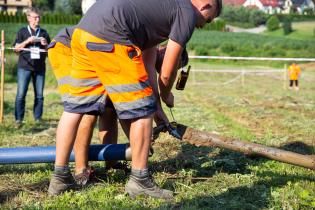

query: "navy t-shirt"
xmin=78 ymin=0 xmax=196 ymax=50
xmin=14 ymin=26 xmax=51 ymax=71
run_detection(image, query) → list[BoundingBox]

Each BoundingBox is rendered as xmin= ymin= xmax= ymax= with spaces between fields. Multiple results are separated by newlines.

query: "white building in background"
xmin=243 ymin=0 xmax=282 ymax=14
xmin=0 ymin=0 xmax=32 ymax=14
xmin=224 ymin=0 xmax=315 ymax=14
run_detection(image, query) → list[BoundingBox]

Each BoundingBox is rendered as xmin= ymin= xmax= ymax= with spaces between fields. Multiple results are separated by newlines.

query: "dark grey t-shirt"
xmin=78 ymin=0 xmax=196 ymax=50
xmin=53 ymin=26 xmax=75 ymax=48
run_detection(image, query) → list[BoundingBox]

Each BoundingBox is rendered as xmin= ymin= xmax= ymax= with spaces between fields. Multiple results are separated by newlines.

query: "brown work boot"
xmin=125 ymin=175 xmax=173 ymax=200
xmin=48 ymin=171 xmax=75 ymax=196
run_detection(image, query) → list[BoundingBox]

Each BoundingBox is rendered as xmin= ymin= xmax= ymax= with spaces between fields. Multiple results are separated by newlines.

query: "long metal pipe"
xmin=0 ymin=144 xmax=131 ymax=164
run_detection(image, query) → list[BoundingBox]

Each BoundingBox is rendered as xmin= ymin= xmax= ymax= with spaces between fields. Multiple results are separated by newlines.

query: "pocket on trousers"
xmin=86 ymin=42 xmax=114 ymax=52
xmin=86 ymin=42 xmax=120 ymax=74
xmin=127 ymin=46 xmax=142 ymax=63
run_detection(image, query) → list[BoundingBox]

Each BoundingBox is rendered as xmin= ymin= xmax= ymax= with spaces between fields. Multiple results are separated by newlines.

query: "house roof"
xmin=259 ymin=0 xmax=280 ymax=7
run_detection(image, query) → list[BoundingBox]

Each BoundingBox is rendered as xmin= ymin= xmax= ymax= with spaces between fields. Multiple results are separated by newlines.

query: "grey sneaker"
xmin=73 ymin=167 xmax=95 ymax=186
xmin=125 ymin=175 xmax=173 ymax=200
xmin=48 ymin=171 xmax=75 ymax=196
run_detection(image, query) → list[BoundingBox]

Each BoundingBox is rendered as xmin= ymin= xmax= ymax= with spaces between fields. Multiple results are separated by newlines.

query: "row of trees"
xmin=221 ymin=6 xmax=315 ymax=28
xmin=32 ymin=0 xmax=81 ymax=15
xmin=221 ymin=6 xmax=267 ymax=28
xmin=0 ymin=11 xmax=81 ymax=24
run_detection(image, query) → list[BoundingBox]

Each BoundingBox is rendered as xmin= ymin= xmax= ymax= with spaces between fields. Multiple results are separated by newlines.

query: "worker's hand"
xmin=154 ymin=103 xmax=169 ymax=125
xmin=40 ymin=37 xmax=48 ymax=46
xmin=161 ymin=91 xmax=174 ymax=108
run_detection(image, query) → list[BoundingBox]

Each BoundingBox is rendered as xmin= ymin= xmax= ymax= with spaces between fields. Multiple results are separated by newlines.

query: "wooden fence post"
xmin=283 ymin=64 xmax=287 ymax=90
xmin=0 ymin=30 xmax=4 ymax=123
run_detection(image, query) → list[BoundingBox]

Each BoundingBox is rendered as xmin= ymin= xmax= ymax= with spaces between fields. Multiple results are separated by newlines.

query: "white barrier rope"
xmin=191 ymin=69 xmax=284 ymax=73
xmin=3 ymin=47 xmax=47 ymax=53
xmin=189 ymin=68 xmax=286 ymax=86
xmin=189 ymin=55 xmax=315 ymax=62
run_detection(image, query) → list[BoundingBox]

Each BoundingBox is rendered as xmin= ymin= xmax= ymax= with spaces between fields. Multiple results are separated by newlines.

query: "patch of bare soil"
xmin=300 ymin=62 xmax=315 ymax=71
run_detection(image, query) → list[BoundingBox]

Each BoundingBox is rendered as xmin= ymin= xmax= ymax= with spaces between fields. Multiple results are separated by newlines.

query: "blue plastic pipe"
xmin=0 ymin=144 xmax=131 ymax=164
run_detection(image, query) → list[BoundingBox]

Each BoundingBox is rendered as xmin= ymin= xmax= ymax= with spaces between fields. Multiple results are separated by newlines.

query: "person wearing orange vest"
xmin=288 ymin=63 xmax=301 ymax=91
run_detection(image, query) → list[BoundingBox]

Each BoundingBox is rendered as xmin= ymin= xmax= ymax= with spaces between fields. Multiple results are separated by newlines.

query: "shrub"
xmin=303 ymin=8 xmax=314 ymax=15
xmin=221 ymin=43 xmax=238 ymax=53
xmin=282 ymin=17 xmax=292 ymax=35
xmin=0 ymin=12 xmax=81 ymax=24
xmin=195 ymin=46 xmax=208 ymax=55
xmin=202 ymin=19 xmax=226 ymax=31
xmin=249 ymin=9 xmax=267 ymax=26
xmin=267 ymin=15 xmax=280 ymax=31
xmin=221 ymin=6 xmax=267 ymax=27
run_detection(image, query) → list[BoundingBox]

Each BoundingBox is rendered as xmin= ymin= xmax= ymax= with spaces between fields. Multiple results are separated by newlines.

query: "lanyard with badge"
xmin=28 ymin=25 xmax=41 ymax=60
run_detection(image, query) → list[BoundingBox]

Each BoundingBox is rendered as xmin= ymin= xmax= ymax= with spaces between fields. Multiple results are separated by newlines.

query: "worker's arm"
xmin=142 ymin=46 xmax=170 ymax=124
xmin=158 ymin=39 xmax=183 ymax=107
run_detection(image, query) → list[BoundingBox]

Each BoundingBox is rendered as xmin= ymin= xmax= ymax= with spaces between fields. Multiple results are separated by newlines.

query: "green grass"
xmin=0 ymin=22 xmax=315 ymax=209
xmin=0 ymin=57 xmax=315 ymax=209
xmin=263 ymin=21 xmax=315 ymax=40
xmin=188 ymin=30 xmax=315 ymax=60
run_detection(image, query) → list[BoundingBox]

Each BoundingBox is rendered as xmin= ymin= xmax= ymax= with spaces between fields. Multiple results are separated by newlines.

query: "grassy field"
xmin=0 ymin=53 xmax=315 ymax=209
xmin=0 ymin=23 xmax=315 ymax=209
xmin=263 ymin=21 xmax=315 ymax=40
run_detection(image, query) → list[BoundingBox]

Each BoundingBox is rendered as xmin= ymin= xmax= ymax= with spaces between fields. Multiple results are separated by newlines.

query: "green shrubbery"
xmin=202 ymin=19 xmax=226 ymax=31
xmin=0 ymin=11 xmax=81 ymax=24
xmin=282 ymin=17 xmax=293 ymax=35
xmin=267 ymin=15 xmax=280 ymax=31
xmin=221 ymin=6 xmax=267 ymax=27
xmin=188 ymin=30 xmax=315 ymax=57
xmin=276 ymin=14 xmax=315 ymax=22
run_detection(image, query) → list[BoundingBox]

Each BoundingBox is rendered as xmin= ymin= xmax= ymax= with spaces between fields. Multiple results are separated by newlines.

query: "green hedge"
xmin=188 ymin=30 xmax=315 ymax=59
xmin=275 ymin=14 xmax=315 ymax=22
xmin=221 ymin=6 xmax=267 ymax=27
xmin=0 ymin=12 xmax=81 ymax=25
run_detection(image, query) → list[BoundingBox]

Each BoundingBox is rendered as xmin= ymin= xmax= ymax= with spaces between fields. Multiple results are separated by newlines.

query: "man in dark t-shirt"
xmin=49 ymin=0 xmax=222 ymax=199
xmin=13 ymin=7 xmax=50 ymax=125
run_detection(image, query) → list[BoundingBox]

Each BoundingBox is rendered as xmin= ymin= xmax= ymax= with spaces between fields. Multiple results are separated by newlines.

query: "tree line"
xmin=32 ymin=0 xmax=81 ymax=15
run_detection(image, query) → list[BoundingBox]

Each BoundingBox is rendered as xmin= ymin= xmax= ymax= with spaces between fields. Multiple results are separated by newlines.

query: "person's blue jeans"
xmin=15 ymin=68 xmax=45 ymax=121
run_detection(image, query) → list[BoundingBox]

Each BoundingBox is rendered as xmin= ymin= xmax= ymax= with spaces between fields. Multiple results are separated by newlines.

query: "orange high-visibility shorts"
xmin=48 ymin=40 xmax=72 ymax=101
xmin=48 ymin=40 xmax=108 ymax=113
xmin=69 ymin=28 xmax=156 ymax=119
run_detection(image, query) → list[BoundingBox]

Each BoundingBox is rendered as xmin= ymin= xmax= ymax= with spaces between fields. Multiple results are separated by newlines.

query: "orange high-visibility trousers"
xmin=48 ymin=40 xmax=108 ymax=113
xmin=48 ymin=41 xmax=72 ymax=99
xmin=69 ymin=28 xmax=156 ymax=119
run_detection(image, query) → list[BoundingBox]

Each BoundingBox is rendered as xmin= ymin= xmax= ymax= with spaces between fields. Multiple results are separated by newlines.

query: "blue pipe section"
xmin=0 ymin=144 xmax=130 ymax=164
